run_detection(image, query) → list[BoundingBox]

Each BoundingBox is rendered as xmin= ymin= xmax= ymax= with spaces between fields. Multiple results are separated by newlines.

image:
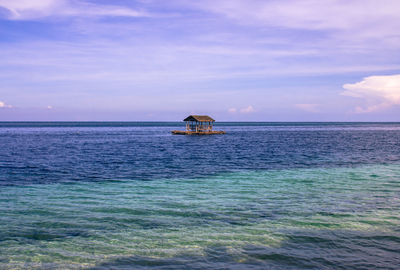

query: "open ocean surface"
xmin=1 ymin=122 xmax=400 ymax=269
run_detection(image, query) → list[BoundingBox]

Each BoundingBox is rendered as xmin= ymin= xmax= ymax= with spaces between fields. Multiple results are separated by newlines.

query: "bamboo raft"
xmin=171 ymin=130 xmax=226 ymax=135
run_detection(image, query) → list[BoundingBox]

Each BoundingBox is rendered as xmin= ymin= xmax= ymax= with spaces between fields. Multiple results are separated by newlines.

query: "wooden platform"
xmin=171 ymin=130 xmax=226 ymax=135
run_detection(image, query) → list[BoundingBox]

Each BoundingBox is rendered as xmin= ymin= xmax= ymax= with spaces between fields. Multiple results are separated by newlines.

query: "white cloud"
xmin=227 ymin=106 xmax=254 ymax=113
xmin=0 ymin=0 xmax=147 ymax=20
xmin=342 ymin=74 xmax=400 ymax=113
xmin=228 ymin=107 xmax=237 ymax=113
xmin=189 ymin=0 xmax=400 ymax=31
xmin=240 ymin=105 xmax=254 ymax=113
xmin=295 ymin=103 xmax=320 ymax=113
xmin=0 ymin=101 xmax=12 ymax=108
xmin=183 ymin=0 xmax=400 ymax=52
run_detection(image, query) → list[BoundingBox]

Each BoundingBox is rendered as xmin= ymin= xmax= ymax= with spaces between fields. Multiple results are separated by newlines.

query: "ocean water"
xmin=0 ymin=122 xmax=400 ymax=269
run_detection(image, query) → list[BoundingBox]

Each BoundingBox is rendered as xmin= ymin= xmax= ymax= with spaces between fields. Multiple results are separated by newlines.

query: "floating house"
xmin=172 ymin=115 xmax=225 ymax=135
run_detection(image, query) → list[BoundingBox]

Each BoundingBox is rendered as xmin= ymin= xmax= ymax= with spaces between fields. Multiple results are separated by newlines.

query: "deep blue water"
xmin=1 ymin=122 xmax=400 ymax=186
xmin=0 ymin=122 xmax=400 ymax=269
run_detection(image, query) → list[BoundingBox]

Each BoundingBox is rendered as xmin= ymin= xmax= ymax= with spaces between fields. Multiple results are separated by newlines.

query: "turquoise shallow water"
xmin=1 ymin=164 xmax=400 ymax=269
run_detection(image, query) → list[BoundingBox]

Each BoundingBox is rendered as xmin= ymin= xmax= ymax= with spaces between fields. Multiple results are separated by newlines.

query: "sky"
xmin=0 ymin=0 xmax=399 ymax=121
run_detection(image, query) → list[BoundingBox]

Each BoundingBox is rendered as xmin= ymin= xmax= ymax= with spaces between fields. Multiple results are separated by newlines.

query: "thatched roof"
xmin=183 ymin=115 xmax=215 ymax=122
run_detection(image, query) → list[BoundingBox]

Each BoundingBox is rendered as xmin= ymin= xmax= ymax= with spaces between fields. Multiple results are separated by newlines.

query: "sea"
xmin=0 ymin=122 xmax=399 ymax=269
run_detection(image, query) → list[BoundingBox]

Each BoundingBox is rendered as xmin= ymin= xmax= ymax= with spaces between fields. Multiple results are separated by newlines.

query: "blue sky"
xmin=0 ymin=0 xmax=399 ymax=121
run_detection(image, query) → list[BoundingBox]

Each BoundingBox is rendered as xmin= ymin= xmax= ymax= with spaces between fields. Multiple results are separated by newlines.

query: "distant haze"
xmin=0 ymin=0 xmax=399 ymax=121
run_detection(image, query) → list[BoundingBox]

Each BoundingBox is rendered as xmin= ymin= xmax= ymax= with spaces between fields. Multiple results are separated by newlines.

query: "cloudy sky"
xmin=0 ymin=0 xmax=399 ymax=121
